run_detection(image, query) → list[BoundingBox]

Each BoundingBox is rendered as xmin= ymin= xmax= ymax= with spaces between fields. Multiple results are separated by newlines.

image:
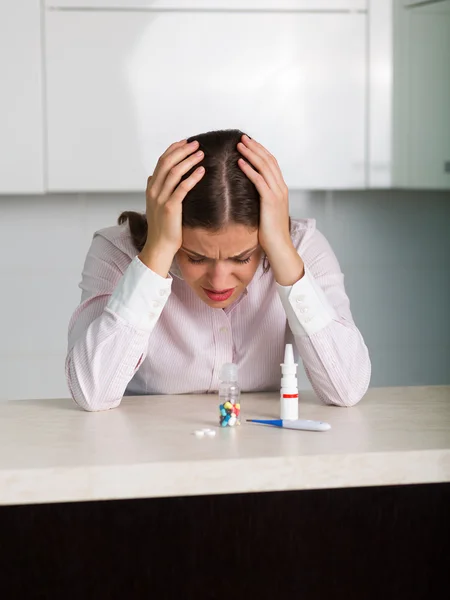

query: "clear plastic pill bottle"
xmin=218 ymin=363 xmax=241 ymax=427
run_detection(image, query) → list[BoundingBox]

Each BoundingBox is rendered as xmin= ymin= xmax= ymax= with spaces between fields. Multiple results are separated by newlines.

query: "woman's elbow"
xmin=336 ymin=382 xmax=369 ymax=407
xmin=72 ymin=395 xmax=106 ymax=412
xmin=71 ymin=390 xmax=121 ymax=412
xmin=66 ymin=357 xmax=121 ymax=412
xmin=321 ymin=382 xmax=369 ymax=407
xmin=319 ymin=355 xmax=371 ymax=408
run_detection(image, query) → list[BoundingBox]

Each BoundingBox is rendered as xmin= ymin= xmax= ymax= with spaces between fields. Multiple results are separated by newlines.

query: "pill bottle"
xmin=218 ymin=363 xmax=241 ymax=427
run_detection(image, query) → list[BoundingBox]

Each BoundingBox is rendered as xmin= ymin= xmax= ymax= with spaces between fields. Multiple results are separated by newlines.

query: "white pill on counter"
xmin=205 ymin=430 xmax=216 ymax=437
xmin=194 ymin=430 xmax=205 ymax=438
xmin=202 ymin=428 xmax=212 ymax=433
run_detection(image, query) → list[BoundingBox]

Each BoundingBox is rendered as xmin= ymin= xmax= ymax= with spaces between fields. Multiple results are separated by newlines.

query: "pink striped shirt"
xmin=66 ymin=218 xmax=371 ymax=411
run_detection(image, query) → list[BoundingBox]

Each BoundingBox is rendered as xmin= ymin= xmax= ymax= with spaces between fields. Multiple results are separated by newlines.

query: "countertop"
xmin=1 ymin=386 xmax=449 ymax=506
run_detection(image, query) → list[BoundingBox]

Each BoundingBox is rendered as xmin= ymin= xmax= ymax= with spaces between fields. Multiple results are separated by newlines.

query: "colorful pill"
xmin=224 ymin=402 xmax=233 ymax=410
xmin=235 ymin=403 xmax=240 ymax=410
xmin=220 ymin=408 xmax=227 ymax=416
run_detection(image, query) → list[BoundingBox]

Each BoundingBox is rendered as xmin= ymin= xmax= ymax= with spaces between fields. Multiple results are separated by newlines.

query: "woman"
xmin=66 ymin=129 xmax=371 ymax=412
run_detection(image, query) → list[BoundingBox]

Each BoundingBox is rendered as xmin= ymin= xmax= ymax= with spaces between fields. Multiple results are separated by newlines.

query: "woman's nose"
xmin=206 ymin=262 xmax=233 ymax=289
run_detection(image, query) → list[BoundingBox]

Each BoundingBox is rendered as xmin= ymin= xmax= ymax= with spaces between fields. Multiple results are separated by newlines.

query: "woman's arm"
xmin=66 ymin=233 xmax=172 ymax=411
xmin=237 ymin=134 xmax=370 ymax=406
xmin=277 ymin=226 xmax=371 ymax=407
xmin=67 ymin=139 xmax=206 ymax=411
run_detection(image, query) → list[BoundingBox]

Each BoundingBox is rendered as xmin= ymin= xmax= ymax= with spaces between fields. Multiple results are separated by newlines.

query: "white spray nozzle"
xmin=283 ymin=344 xmax=294 ymax=365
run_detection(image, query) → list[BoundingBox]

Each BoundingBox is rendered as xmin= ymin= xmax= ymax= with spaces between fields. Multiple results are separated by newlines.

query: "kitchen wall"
xmin=1 ymin=189 xmax=449 ymax=401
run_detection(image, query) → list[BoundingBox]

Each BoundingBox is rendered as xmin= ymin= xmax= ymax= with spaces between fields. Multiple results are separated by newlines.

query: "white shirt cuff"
xmin=107 ymin=256 xmax=172 ymax=331
xmin=277 ymin=267 xmax=337 ymax=336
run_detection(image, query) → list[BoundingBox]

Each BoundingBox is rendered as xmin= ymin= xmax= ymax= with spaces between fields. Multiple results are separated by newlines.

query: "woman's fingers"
xmin=237 ymin=157 xmax=270 ymax=197
xmin=238 ymin=135 xmax=286 ymax=191
xmin=169 ymin=166 xmax=205 ymax=205
xmin=159 ymin=149 xmax=205 ymax=203
xmin=150 ymin=139 xmax=200 ymax=198
xmin=151 ymin=139 xmax=186 ymax=182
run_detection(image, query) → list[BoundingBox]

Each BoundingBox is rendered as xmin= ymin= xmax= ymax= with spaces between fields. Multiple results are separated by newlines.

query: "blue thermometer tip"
xmin=246 ymin=419 xmax=283 ymax=427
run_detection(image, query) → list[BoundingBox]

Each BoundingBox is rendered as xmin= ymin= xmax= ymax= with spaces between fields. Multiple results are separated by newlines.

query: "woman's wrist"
xmin=264 ymin=238 xmax=305 ymax=287
xmin=138 ymin=243 xmax=177 ymax=279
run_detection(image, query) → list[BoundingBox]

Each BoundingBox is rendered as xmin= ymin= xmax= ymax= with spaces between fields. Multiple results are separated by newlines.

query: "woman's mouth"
xmin=202 ymin=288 xmax=235 ymax=302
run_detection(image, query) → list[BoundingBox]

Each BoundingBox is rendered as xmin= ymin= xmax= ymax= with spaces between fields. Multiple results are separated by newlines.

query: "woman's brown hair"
xmin=119 ymin=128 xmax=288 ymax=271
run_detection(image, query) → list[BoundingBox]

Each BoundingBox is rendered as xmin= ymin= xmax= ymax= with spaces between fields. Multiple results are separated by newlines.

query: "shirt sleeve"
xmin=66 ymin=234 xmax=172 ymax=412
xmin=277 ymin=266 xmax=337 ymax=337
xmin=276 ymin=225 xmax=371 ymax=407
xmin=107 ymin=255 xmax=172 ymax=330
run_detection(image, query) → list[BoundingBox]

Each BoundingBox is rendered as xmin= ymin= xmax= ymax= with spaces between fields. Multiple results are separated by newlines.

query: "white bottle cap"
xmin=281 ymin=344 xmax=297 ymax=376
xmin=283 ymin=344 xmax=294 ymax=365
xmin=220 ymin=363 xmax=238 ymax=382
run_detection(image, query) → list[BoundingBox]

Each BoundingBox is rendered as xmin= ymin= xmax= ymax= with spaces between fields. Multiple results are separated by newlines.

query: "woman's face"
xmin=176 ymin=224 xmax=263 ymax=308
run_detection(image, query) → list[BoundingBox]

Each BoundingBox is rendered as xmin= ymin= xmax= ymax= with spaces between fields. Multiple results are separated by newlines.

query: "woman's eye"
xmin=234 ymin=257 xmax=251 ymax=264
xmin=188 ymin=257 xmax=206 ymax=264
xmin=187 ymin=256 xmax=251 ymax=265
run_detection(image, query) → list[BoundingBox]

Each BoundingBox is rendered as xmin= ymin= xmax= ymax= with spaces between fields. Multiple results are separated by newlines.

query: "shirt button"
xmin=159 ymin=288 xmax=169 ymax=297
xmin=219 ymin=327 xmax=228 ymax=333
xmin=152 ymin=300 xmax=161 ymax=308
xmin=299 ymin=307 xmax=309 ymax=314
xmin=149 ymin=312 xmax=157 ymax=320
xmin=296 ymin=295 xmax=306 ymax=303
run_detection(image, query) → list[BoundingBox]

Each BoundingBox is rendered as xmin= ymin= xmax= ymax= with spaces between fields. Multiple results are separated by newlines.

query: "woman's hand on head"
xmin=237 ymin=135 xmax=304 ymax=286
xmin=139 ymin=139 xmax=205 ymax=277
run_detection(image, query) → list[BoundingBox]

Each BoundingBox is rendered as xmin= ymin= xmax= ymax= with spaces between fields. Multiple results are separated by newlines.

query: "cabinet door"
xmin=403 ymin=0 xmax=445 ymax=6
xmin=408 ymin=1 xmax=450 ymax=188
xmin=0 ymin=0 xmax=44 ymax=194
xmin=45 ymin=11 xmax=366 ymax=191
xmin=45 ymin=1 xmax=367 ymax=9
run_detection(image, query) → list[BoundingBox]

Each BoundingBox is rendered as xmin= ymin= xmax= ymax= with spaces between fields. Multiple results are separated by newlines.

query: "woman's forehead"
xmin=181 ymin=225 xmax=259 ymax=259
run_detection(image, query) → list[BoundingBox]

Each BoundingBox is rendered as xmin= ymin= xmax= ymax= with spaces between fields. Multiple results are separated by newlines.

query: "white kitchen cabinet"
xmin=45 ymin=10 xmax=366 ymax=191
xmin=45 ymin=1 xmax=367 ymax=10
xmin=403 ymin=0 xmax=446 ymax=6
xmin=0 ymin=0 xmax=44 ymax=194
xmin=392 ymin=0 xmax=450 ymax=188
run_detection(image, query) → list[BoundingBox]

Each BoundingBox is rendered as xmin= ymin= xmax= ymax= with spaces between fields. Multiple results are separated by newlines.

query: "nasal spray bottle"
xmin=280 ymin=344 xmax=299 ymax=420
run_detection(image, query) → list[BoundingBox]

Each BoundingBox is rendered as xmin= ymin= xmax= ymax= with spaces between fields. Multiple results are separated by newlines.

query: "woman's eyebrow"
xmin=231 ymin=245 xmax=259 ymax=259
xmin=181 ymin=245 xmax=258 ymax=259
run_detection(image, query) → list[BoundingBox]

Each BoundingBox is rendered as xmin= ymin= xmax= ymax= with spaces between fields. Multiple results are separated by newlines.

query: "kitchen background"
xmin=1 ymin=0 xmax=449 ymax=401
